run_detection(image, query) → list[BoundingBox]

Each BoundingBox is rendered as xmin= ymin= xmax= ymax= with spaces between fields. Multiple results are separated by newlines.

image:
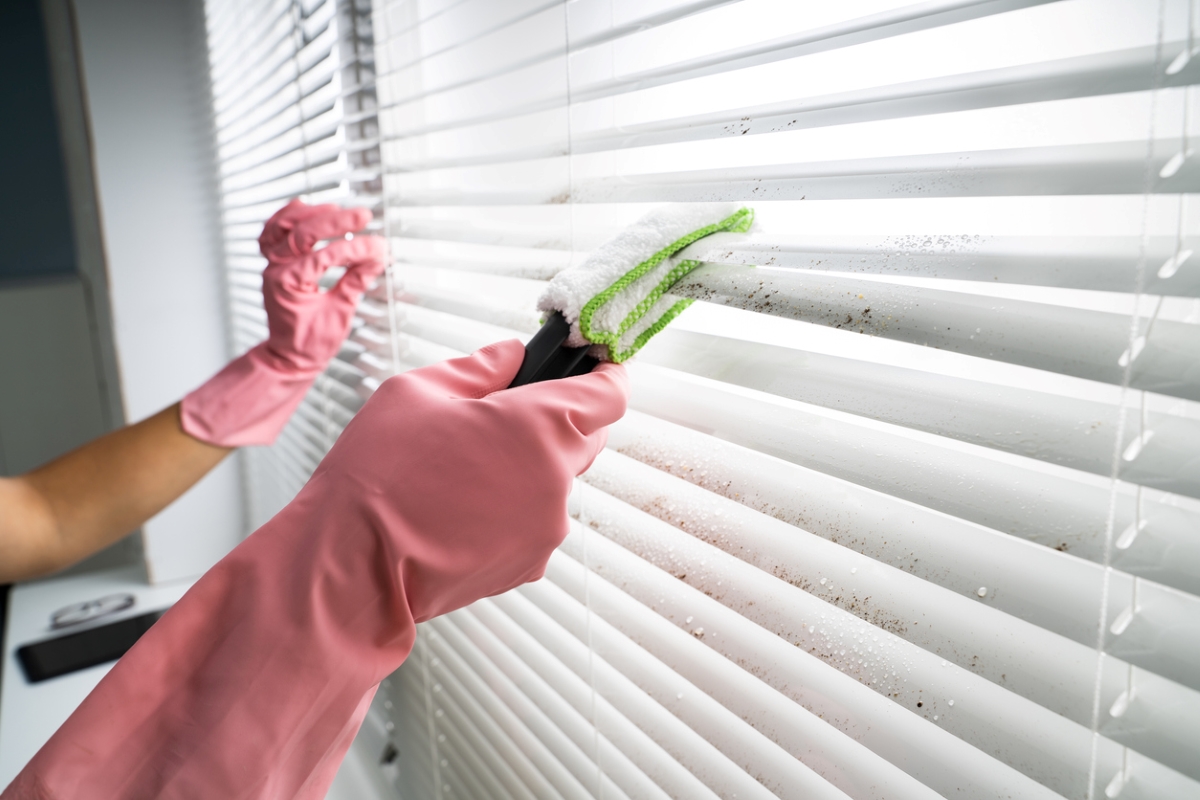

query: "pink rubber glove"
xmin=180 ymin=199 xmax=388 ymax=447
xmin=4 ymin=341 xmax=628 ymax=800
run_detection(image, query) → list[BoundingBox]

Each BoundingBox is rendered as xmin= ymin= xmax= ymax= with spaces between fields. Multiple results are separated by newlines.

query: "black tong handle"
xmin=509 ymin=312 xmax=598 ymax=387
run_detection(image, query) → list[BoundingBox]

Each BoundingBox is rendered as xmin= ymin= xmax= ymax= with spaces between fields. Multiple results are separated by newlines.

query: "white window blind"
xmin=208 ymin=1 xmax=1200 ymax=799
xmin=204 ymin=0 xmax=384 ymax=528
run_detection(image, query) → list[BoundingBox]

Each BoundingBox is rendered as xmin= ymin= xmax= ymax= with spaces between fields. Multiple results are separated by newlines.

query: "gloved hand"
xmin=180 ymin=199 xmax=388 ymax=447
xmin=4 ymin=341 xmax=629 ymax=800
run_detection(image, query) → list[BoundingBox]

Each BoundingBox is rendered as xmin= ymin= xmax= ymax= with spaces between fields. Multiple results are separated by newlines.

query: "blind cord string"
xmin=1085 ymin=0 xmax=1173 ymax=796
xmin=418 ymin=627 xmax=445 ymax=797
xmin=560 ymin=2 xmax=607 ymax=795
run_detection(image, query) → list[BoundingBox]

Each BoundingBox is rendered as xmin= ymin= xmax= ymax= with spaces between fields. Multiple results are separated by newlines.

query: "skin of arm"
xmin=0 ymin=403 xmax=231 ymax=583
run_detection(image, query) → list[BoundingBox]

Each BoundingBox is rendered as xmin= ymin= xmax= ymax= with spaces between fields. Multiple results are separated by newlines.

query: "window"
xmin=208 ymin=1 xmax=1200 ymax=798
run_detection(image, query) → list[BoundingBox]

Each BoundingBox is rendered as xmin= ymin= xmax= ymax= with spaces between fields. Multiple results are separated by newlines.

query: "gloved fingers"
xmin=259 ymin=201 xmax=372 ymax=260
xmin=281 ymin=236 xmax=387 ymax=290
xmin=258 ymin=200 xmax=302 ymax=258
xmin=449 ymin=339 xmax=527 ymax=398
xmin=590 ymin=360 xmax=629 ymax=385
xmin=288 ymin=207 xmax=374 ymax=256
xmin=504 ymin=361 xmax=629 ymax=437
xmin=566 ymin=362 xmax=630 ymax=436
xmin=482 ymin=361 xmax=627 ymax=481
xmin=259 ymin=200 xmax=342 ymax=259
xmin=328 ymin=236 xmax=389 ymax=303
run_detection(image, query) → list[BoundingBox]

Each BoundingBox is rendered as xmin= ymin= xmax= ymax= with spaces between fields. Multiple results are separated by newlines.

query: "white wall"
xmin=0 ymin=279 xmax=107 ymax=476
xmin=72 ymin=0 xmax=244 ymax=583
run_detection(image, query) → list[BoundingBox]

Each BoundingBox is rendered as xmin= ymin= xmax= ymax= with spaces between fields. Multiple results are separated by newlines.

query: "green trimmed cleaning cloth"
xmin=537 ymin=203 xmax=754 ymax=363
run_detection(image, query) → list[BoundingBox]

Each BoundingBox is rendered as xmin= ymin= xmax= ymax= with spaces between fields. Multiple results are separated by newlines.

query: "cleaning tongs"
xmin=509 ymin=313 xmax=598 ymax=387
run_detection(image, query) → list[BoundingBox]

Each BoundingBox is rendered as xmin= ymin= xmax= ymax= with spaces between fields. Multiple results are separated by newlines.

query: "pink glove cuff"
xmin=180 ymin=343 xmax=319 ymax=447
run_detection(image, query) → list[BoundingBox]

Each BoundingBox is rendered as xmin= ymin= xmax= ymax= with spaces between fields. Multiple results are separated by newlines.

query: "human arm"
xmin=0 ymin=404 xmax=230 ymax=583
xmin=0 ymin=200 xmax=386 ymax=584
xmin=2 ymin=341 xmax=629 ymax=800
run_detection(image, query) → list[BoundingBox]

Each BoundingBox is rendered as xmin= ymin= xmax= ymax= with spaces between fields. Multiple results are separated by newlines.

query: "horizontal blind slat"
xmin=418 ymin=632 xmax=565 ymax=800
xmin=641 ymin=328 xmax=1200 ymax=498
xmin=209 ymin=0 xmax=294 ymax=88
xmin=580 ymin=448 xmax=1200 ymax=778
xmin=437 ymin=608 xmax=670 ymax=800
xmin=216 ymin=47 xmax=339 ymax=147
xmin=564 ymin=0 xmax=1066 ymax=106
xmin=564 ymin=493 xmax=1200 ymax=799
xmin=519 ymin=582 xmax=851 ymax=800
xmin=540 ymin=551 xmax=940 ymax=800
xmin=392 ymin=661 xmax=523 ymax=800
xmin=375 ymin=0 xmax=557 ymax=74
xmin=568 ymin=43 xmax=1200 ymax=156
xmin=374 ymin=0 xmax=1063 ymax=136
xmin=375 ymin=0 xmax=469 ymax=43
xmin=666 ymin=263 xmax=1200 ymax=401
xmin=435 ymin=613 xmax=640 ymax=800
xmin=469 ymin=598 xmax=724 ymax=800
xmin=624 ymin=361 xmax=1200 ymax=589
xmin=680 ymin=233 xmax=1200 ymax=298
xmin=553 ymin=526 xmax=1068 ymax=800
xmin=493 ymin=591 xmax=767 ymax=800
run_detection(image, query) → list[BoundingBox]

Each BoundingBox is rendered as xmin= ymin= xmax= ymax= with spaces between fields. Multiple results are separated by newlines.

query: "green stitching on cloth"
xmin=579 ymin=207 xmax=753 ymax=362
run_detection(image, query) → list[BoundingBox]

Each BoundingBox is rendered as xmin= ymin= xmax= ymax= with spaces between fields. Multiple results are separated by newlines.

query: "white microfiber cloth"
xmin=538 ymin=203 xmax=754 ymax=362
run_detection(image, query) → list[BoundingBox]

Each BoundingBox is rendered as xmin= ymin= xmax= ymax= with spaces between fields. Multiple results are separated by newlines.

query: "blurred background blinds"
xmin=208 ymin=1 xmax=1200 ymax=799
xmin=203 ymin=0 xmax=383 ymax=528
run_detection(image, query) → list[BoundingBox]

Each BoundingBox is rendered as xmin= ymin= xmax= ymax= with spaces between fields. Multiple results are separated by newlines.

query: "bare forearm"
xmin=0 ymin=403 xmax=232 ymax=582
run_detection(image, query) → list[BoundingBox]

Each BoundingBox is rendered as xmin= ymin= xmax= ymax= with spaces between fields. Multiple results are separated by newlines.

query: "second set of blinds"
xmin=203 ymin=0 xmax=383 ymax=529
xmin=361 ymin=1 xmax=1200 ymax=799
